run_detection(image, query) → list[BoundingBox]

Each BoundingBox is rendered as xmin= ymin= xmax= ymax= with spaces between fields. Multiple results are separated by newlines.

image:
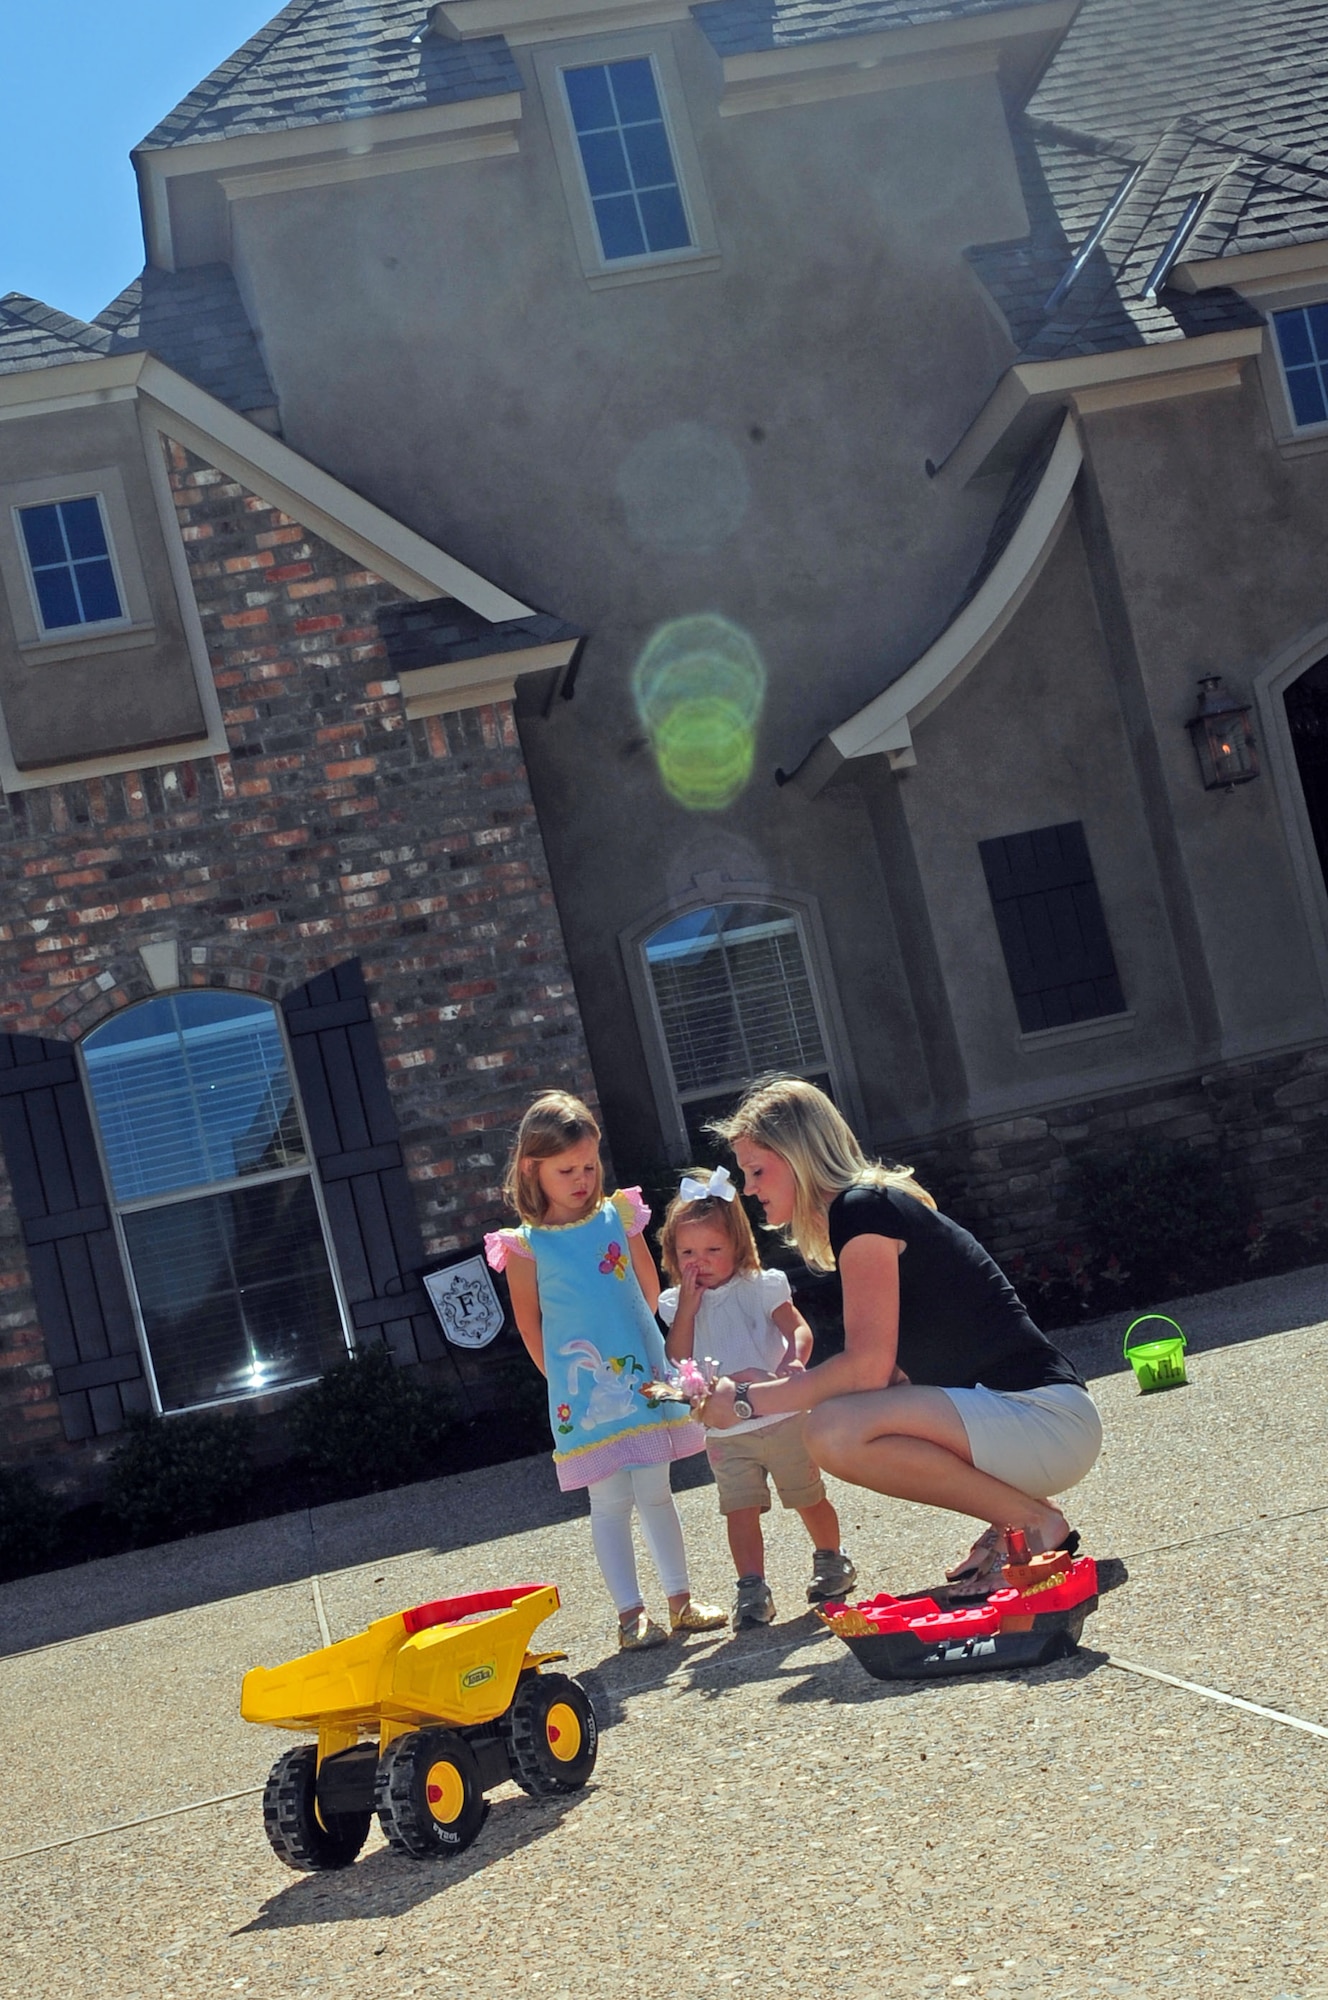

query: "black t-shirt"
xmin=827 ymin=1184 xmax=1084 ymax=1393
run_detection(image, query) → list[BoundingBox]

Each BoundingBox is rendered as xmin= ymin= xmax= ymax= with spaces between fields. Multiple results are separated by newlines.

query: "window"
xmin=16 ymin=496 xmax=125 ymax=632
xmin=979 ymin=822 xmax=1127 ymax=1035
xmin=644 ymin=902 xmax=832 ymax=1154
xmin=81 ymin=992 xmax=349 ymax=1412
xmin=562 ymin=59 xmax=691 ymax=263
xmin=1271 ymin=304 xmax=1328 ymax=431
xmin=535 ymin=33 xmax=719 ymax=290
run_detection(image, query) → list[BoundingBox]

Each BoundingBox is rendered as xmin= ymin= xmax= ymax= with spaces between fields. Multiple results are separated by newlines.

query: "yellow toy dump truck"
xmin=241 ymin=1582 xmax=597 ymax=1868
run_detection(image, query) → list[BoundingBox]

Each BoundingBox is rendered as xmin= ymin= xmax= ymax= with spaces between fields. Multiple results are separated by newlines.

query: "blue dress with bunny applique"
xmin=485 ymin=1188 xmax=704 ymax=1491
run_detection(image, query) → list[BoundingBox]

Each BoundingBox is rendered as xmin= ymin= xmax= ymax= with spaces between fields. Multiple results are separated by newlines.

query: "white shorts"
xmin=940 ymin=1382 xmax=1102 ymax=1498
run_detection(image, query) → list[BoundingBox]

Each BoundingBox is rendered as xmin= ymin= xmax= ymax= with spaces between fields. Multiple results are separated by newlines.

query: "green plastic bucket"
xmin=1123 ymin=1314 xmax=1188 ymax=1393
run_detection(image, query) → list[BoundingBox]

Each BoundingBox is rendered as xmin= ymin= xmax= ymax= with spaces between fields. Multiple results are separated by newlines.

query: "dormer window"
xmin=535 ymin=33 xmax=719 ymax=290
xmin=1271 ymin=304 xmax=1328 ymax=431
xmin=16 ymin=495 xmax=125 ymax=633
xmin=562 ymin=59 xmax=691 ymax=263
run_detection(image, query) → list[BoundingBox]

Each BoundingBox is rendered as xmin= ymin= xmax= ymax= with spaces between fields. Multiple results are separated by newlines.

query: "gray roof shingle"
xmin=0 ymin=270 xmax=275 ymax=419
xmin=0 ymin=295 xmax=112 ymax=376
xmin=95 ymin=266 xmax=276 ymax=413
xmin=140 ymin=0 xmax=520 ymax=151
xmin=968 ymin=0 xmax=1328 ymax=359
xmin=377 ymin=597 xmax=581 ymax=673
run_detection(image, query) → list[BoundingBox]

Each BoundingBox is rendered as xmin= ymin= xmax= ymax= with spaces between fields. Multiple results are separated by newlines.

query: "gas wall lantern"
xmin=1186 ymin=674 xmax=1259 ymax=790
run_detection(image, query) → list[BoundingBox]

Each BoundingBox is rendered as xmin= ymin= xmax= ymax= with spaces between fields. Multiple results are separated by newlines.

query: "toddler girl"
xmin=657 ymin=1167 xmax=856 ymax=1628
xmin=484 ymin=1092 xmax=726 ymax=1650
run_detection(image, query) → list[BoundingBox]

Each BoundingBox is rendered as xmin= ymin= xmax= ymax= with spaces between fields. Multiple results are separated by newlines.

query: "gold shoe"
xmin=618 ymin=1612 xmax=669 ymax=1650
xmin=670 ymin=1598 xmax=729 ymax=1633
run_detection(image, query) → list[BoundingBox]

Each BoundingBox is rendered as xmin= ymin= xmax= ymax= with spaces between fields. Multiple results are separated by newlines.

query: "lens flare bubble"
xmin=632 ymin=615 xmax=766 ymax=813
xmin=654 ymin=698 xmax=755 ymax=812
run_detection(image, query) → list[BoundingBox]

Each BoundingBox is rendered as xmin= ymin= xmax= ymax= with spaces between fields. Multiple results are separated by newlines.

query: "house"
xmin=0 ymin=295 xmax=591 ymax=1478
xmin=2 ymin=0 xmax=1327 ymax=1481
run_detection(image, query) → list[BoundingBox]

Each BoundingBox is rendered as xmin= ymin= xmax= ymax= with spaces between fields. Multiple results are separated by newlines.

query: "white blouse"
xmin=658 ymin=1268 xmax=794 ymax=1433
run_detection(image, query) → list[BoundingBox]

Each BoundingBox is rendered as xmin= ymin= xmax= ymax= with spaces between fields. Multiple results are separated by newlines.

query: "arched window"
xmin=81 ymin=992 xmax=349 ymax=1413
xmin=642 ymin=901 xmax=835 ymax=1157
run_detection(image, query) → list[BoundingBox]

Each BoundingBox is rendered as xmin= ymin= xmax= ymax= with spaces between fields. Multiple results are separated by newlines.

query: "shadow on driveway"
xmin=234 ymin=1786 xmax=590 ymax=1931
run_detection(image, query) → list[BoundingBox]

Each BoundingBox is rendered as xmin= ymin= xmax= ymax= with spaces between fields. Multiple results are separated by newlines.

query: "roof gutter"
xmin=937 ymin=323 xmax=1264 ymax=484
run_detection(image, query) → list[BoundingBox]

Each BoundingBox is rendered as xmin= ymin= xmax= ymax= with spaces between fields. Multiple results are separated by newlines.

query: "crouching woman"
xmin=698 ymin=1078 xmax=1102 ymax=1593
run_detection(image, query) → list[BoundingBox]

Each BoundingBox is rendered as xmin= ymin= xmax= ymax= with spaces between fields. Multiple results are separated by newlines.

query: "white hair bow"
xmin=679 ymin=1166 xmax=736 ymax=1203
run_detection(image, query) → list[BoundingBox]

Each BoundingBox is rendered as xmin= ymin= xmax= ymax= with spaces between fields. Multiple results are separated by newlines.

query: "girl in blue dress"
xmin=485 ymin=1091 xmax=726 ymax=1650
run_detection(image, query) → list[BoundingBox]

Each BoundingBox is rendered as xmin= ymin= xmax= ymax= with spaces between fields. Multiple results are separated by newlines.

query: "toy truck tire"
xmin=506 ymin=1671 xmax=599 ymax=1796
xmin=374 ymin=1728 xmax=489 ymax=1859
xmin=262 ymin=1744 xmax=372 ymax=1872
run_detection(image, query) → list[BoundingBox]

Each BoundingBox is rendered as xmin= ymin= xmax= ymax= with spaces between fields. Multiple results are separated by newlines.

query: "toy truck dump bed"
xmin=241 ymin=1583 xmax=598 ymax=1869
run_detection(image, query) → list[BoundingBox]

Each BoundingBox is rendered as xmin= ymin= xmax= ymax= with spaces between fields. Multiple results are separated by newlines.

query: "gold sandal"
xmin=618 ymin=1612 xmax=669 ymax=1650
xmin=670 ymin=1598 xmax=729 ymax=1633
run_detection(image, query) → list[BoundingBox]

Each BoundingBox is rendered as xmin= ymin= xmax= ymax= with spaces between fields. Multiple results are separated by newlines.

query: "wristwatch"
xmin=732 ymin=1386 xmax=755 ymax=1422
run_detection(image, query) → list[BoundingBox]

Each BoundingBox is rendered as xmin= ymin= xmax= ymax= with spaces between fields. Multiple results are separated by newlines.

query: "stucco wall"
xmin=0 ymin=403 xmax=205 ymax=767
xmin=895 ymin=511 xmax=1197 ymax=1121
xmin=222 ymin=47 xmax=1033 ymax=1163
xmin=1077 ymin=372 xmax=1328 ymax=1055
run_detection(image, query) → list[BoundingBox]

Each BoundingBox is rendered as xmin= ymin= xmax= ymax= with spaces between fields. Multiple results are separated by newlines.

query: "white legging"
xmin=586 ymin=1462 xmax=690 ymax=1613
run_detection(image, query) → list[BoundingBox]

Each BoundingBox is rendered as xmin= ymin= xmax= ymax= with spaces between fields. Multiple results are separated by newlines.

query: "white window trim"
xmin=78 ymin=993 xmax=354 ymax=1416
xmin=1252 ymin=619 xmax=1328 ymax=1010
xmin=532 ymin=30 xmax=721 ymax=291
xmin=0 ymin=466 xmax=153 ymax=656
xmin=620 ymin=884 xmax=862 ymax=1161
xmin=1256 ymin=292 xmax=1328 ymax=454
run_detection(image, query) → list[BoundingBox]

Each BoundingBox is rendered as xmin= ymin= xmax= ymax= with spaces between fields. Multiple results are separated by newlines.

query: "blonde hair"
xmin=503 ymin=1091 xmax=604 ymax=1225
xmin=658 ymin=1177 xmax=761 ymax=1285
xmin=709 ymin=1075 xmax=934 ymax=1272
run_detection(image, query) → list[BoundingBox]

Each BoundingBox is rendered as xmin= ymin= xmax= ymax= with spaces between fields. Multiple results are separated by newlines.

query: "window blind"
xmin=84 ymin=1000 xmax=304 ymax=1203
xmin=646 ymin=907 xmax=827 ymax=1098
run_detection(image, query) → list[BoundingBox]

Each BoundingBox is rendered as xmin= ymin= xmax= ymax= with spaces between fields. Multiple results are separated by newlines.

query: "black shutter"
xmin=0 ymin=1034 xmax=147 ymax=1441
xmin=282 ymin=959 xmax=441 ymax=1365
xmin=979 ymin=821 xmax=1127 ymax=1034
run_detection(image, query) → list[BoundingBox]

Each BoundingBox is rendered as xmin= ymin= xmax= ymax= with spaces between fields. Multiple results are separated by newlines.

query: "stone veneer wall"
xmin=905 ymin=1041 xmax=1328 ymax=1263
xmin=0 ymin=440 xmax=594 ymax=1471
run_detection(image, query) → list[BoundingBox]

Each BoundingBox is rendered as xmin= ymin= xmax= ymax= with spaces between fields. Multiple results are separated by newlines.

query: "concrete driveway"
xmin=2 ymin=1263 xmax=1326 ymax=2000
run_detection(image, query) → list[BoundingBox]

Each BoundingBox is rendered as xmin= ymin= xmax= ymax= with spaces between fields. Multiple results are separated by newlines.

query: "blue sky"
xmin=0 ymin=3 xmax=281 ymax=323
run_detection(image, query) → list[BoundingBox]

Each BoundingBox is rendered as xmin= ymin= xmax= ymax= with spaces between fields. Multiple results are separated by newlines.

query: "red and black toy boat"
xmin=819 ymin=1554 xmax=1098 ymax=1680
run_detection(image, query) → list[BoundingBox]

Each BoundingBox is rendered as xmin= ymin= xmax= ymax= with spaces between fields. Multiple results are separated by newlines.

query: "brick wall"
xmin=0 ymin=439 xmax=595 ymax=1473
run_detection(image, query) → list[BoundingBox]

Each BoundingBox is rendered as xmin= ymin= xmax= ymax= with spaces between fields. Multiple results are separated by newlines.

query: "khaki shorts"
xmin=940 ymin=1382 xmax=1103 ymax=1497
xmin=705 ymin=1414 xmax=826 ymax=1516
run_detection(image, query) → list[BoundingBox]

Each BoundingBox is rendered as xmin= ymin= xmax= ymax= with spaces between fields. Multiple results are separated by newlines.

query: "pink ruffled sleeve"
xmin=612 ymin=1186 xmax=651 ymax=1238
xmin=484 ymin=1228 xmax=532 ymax=1272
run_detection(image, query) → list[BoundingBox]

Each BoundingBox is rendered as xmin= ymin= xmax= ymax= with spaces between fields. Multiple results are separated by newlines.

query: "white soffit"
xmin=826 ymin=410 xmax=1083 ymax=776
xmin=134 ymin=97 xmax=525 ymax=268
xmin=941 ymin=326 xmax=1263 ymax=484
xmin=1172 ymin=237 xmax=1328 ymax=297
xmin=433 ymin=0 xmax=688 ymax=43
xmin=132 ymin=358 xmax=532 ymax=619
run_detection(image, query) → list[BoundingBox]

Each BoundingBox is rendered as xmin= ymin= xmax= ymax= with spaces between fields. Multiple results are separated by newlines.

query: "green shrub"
xmin=1071 ymin=1138 xmax=1247 ymax=1295
xmin=482 ymin=1335 xmax=556 ymax=1438
xmin=106 ymin=1407 xmax=256 ymax=1546
xmin=286 ymin=1344 xmax=454 ymax=1498
xmin=0 ymin=1464 xmax=61 ymax=1581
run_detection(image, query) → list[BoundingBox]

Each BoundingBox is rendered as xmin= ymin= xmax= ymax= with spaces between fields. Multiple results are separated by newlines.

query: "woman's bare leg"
xmin=804 ymin=1389 xmax=1069 ymax=1545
